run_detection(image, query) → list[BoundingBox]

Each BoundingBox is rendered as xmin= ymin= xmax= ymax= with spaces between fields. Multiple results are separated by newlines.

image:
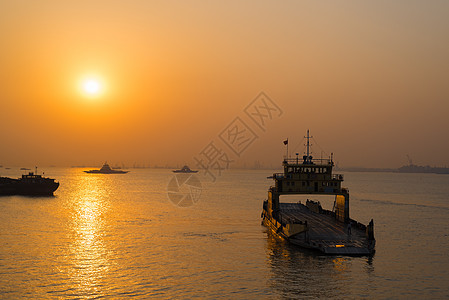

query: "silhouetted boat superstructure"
xmin=261 ymin=130 xmax=375 ymax=255
xmin=0 ymin=170 xmax=59 ymax=196
xmin=172 ymin=165 xmax=198 ymax=173
xmin=84 ymin=162 xmax=129 ymax=174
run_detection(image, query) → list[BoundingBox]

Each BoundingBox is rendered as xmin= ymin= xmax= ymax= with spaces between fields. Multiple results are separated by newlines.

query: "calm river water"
xmin=1 ymin=168 xmax=448 ymax=298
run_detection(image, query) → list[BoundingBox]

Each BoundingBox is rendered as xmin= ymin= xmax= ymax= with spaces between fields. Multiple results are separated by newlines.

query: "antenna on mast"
xmin=304 ymin=129 xmax=313 ymax=163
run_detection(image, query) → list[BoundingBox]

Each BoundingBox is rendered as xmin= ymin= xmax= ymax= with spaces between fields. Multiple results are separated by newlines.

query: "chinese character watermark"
xmin=219 ymin=117 xmax=258 ymax=157
xmin=193 ymin=141 xmax=234 ymax=182
xmin=244 ymin=92 xmax=282 ymax=131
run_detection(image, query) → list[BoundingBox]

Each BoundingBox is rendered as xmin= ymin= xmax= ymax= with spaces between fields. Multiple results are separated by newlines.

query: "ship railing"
xmin=283 ymin=157 xmax=332 ymax=165
xmin=272 ymin=173 xmax=343 ymax=180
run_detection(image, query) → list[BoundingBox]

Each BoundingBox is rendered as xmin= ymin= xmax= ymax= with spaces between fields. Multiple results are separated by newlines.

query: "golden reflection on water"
xmin=332 ymin=257 xmax=349 ymax=273
xmin=67 ymin=174 xmax=111 ymax=297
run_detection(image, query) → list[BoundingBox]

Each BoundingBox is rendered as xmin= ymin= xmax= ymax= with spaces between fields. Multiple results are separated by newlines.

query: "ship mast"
xmin=305 ymin=129 xmax=312 ymax=163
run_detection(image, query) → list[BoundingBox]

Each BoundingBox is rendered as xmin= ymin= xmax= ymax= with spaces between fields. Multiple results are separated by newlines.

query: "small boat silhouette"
xmin=172 ymin=165 xmax=198 ymax=173
xmin=84 ymin=162 xmax=129 ymax=174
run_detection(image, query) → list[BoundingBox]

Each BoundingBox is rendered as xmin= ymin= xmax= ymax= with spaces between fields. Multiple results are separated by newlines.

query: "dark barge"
xmin=0 ymin=170 xmax=59 ymax=196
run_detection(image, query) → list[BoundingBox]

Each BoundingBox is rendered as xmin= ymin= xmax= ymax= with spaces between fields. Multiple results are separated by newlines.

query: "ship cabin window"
xmin=286 ymin=166 xmax=305 ymax=174
xmin=299 ymin=167 xmax=318 ymax=174
xmin=301 ymin=167 xmax=315 ymax=173
xmin=308 ymin=167 xmax=328 ymax=174
xmin=316 ymin=167 xmax=323 ymax=174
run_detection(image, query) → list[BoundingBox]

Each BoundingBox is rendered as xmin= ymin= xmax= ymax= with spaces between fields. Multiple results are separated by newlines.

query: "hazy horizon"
xmin=1 ymin=1 xmax=449 ymax=169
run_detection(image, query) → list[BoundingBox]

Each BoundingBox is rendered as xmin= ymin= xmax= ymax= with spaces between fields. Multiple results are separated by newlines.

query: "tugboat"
xmin=0 ymin=168 xmax=59 ymax=196
xmin=261 ymin=130 xmax=375 ymax=255
xmin=172 ymin=165 xmax=198 ymax=173
xmin=84 ymin=162 xmax=129 ymax=174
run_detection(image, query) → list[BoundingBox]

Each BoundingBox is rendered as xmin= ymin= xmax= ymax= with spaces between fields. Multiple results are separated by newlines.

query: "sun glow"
xmin=80 ymin=76 xmax=105 ymax=98
xmin=84 ymin=80 xmax=100 ymax=94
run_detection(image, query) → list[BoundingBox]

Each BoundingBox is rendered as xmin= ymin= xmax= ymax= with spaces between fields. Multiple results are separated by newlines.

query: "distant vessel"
xmin=84 ymin=162 xmax=129 ymax=174
xmin=261 ymin=130 xmax=375 ymax=255
xmin=172 ymin=165 xmax=198 ymax=173
xmin=397 ymin=164 xmax=449 ymax=174
xmin=20 ymin=168 xmax=30 ymax=171
xmin=0 ymin=170 xmax=59 ymax=196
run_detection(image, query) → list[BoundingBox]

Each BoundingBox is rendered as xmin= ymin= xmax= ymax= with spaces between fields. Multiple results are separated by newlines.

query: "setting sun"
xmin=80 ymin=77 xmax=105 ymax=98
xmin=84 ymin=79 xmax=100 ymax=95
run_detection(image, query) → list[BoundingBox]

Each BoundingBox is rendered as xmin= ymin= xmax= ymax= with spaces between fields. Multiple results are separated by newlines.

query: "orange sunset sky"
xmin=1 ymin=1 xmax=449 ymax=168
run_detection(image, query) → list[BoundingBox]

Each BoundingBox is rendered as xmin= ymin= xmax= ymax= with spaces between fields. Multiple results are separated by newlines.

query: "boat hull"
xmin=84 ymin=170 xmax=128 ymax=174
xmin=261 ymin=203 xmax=375 ymax=256
xmin=0 ymin=177 xmax=59 ymax=196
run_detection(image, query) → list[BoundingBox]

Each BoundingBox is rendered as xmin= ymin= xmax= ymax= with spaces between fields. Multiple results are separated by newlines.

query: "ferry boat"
xmin=0 ymin=170 xmax=59 ymax=196
xmin=84 ymin=162 xmax=129 ymax=174
xmin=261 ymin=130 xmax=375 ymax=255
xmin=172 ymin=165 xmax=198 ymax=173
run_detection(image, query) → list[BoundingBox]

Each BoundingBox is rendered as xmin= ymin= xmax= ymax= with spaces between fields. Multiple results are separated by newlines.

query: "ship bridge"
xmin=267 ymin=131 xmax=350 ymax=223
xmin=272 ymin=156 xmax=345 ymax=195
